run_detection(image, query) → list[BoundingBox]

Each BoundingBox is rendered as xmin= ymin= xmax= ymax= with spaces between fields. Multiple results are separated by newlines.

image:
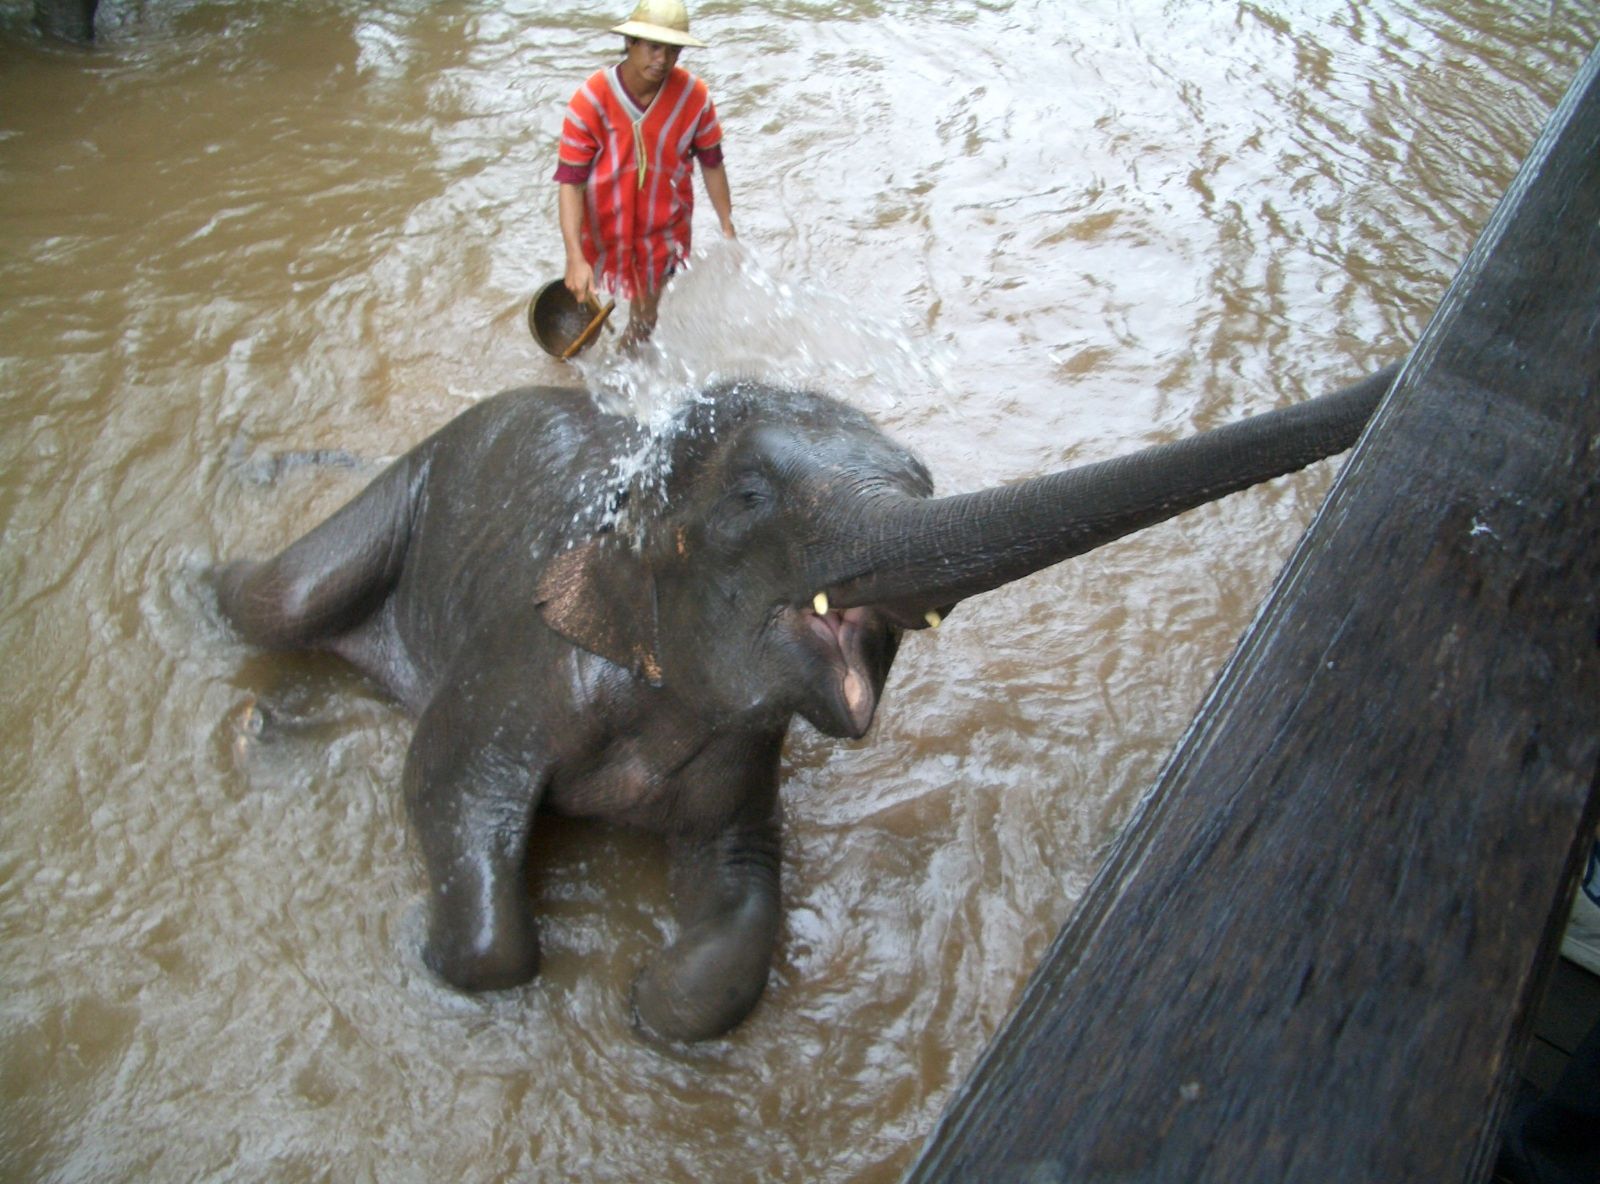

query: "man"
xmin=555 ymin=0 xmax=737 ymax=350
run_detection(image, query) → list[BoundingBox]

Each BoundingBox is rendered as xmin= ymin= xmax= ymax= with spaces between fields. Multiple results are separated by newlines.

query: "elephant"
xmin=215 ymin=362 xmax=1400 ymax=1042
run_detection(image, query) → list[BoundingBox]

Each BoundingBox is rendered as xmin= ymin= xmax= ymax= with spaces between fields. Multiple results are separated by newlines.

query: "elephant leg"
xmin=216 ymin=453 xmax=425 ymax=650
xmin=404 ymin=692 xmax=545 ymax=992
xmin=633 ymin=815 xmax=782 ymax=1042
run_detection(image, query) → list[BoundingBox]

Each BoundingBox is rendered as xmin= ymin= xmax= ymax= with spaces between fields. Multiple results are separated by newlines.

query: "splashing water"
xmin=572 ymin=239 xmax=953 ymax=425
xmin=566 ymin=239 xmax=954 ymax=537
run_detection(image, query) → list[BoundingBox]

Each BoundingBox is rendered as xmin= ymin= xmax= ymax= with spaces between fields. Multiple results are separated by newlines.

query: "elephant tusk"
xmin=924 ymin=610 xmax=942 ymax=630
xmin=812 ymin=591 xmax=830 ymax=616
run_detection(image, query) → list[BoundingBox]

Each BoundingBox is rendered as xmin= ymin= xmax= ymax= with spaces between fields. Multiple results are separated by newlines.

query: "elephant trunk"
xmin=821 ymin=363 xmax=1400 ymax=616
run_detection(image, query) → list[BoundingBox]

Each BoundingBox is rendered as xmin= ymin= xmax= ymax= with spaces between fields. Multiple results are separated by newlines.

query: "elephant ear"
xmin=535 ymin=538 xmax=663 ymax=686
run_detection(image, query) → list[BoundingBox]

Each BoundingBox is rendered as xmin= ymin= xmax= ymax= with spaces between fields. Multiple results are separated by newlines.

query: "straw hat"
xmin=611 ymin=0 xmax=708 ymax=49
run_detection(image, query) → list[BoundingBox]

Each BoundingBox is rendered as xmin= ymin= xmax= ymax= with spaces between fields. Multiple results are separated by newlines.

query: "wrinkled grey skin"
xmin=35 ymin=0 xmax=98 ymax=41
xmin=216 ymin=365 xmax=1399 ymax=1042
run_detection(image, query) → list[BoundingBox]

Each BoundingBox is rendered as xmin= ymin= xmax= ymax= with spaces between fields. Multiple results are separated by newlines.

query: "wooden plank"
xmin=905 ymin=44 xmax=1600 ymax=1184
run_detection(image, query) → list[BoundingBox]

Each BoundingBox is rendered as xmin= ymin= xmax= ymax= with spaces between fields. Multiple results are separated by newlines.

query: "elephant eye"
xmin=709 ymin=473 xmax=774 ymax=547
xmin=729 ymin=472 xmax=772 ymax=508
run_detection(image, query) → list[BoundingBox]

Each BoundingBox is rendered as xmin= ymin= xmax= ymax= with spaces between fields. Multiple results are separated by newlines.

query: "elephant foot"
xmin=221 ymin=678 xmax=368 ymax=769
xmin=213 ymin=559 xmax=265 ymax=634
xmin=629 ymin=900 xmax=776 ymax=1043
xmin=422 ymin=905 xmax=541 ymax=993
xmin=228 ymin=694 xmax=266 ymax=768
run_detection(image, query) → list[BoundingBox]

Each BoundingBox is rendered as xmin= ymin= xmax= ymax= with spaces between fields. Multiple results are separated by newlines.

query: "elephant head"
xmin=535 ymin=385 xmax=936 ymax=740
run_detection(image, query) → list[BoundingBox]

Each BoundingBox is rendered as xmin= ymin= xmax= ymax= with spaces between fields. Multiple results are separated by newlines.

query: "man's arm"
xmin=558 ymin=181 xmax=596 ymax=303
xmin=700 ymin=163 xmax=736 ymax=239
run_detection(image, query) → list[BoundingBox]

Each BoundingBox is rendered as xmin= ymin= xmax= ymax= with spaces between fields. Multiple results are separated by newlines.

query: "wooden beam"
xmin=905 ymin=44 xmax=1600 ymax=1184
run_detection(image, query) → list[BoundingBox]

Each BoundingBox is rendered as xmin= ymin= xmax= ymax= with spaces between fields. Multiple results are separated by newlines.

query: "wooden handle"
xmin=561 ymin=300 xmax=615 ymax=360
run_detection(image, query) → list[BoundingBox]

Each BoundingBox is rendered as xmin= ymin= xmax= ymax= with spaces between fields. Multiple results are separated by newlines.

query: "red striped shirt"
xmin=555 ymin=65 xmax=724 ymax=299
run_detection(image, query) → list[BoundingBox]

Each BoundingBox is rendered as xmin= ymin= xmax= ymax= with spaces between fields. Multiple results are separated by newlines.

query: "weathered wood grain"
xmin=905 ymin=43 xmax=1600 ymax=1184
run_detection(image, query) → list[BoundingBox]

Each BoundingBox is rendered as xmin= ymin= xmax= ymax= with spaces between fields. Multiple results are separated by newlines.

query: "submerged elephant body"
xmin=217 ymin=367 xmax=1398 ymax=1041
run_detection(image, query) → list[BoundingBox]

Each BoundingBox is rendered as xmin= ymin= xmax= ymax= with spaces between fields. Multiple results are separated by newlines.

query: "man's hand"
xmin=564 ymin=258 xmax=597 ymax=307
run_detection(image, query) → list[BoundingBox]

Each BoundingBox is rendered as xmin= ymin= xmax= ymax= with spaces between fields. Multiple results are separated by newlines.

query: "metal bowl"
xmin=528 ymin=279 xmax=608 ymax=359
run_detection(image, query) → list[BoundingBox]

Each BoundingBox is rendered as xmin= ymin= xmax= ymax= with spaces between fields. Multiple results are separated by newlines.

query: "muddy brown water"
xmin=2 ymin=2 xmax=1595 ymax=1181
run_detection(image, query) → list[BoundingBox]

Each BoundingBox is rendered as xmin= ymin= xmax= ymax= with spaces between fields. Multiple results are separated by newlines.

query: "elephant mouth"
xmin=797 ymin=601 xmax=881 ymax=738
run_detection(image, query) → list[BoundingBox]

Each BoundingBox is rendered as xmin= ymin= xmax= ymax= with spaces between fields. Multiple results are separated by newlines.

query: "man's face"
xmin=625 ymin=37 xmax=681 ymax=86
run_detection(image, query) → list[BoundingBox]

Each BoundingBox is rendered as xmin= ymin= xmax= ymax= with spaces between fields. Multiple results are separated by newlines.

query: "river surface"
xmin=2 ymin=2 xmax=1595 ymax=1181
